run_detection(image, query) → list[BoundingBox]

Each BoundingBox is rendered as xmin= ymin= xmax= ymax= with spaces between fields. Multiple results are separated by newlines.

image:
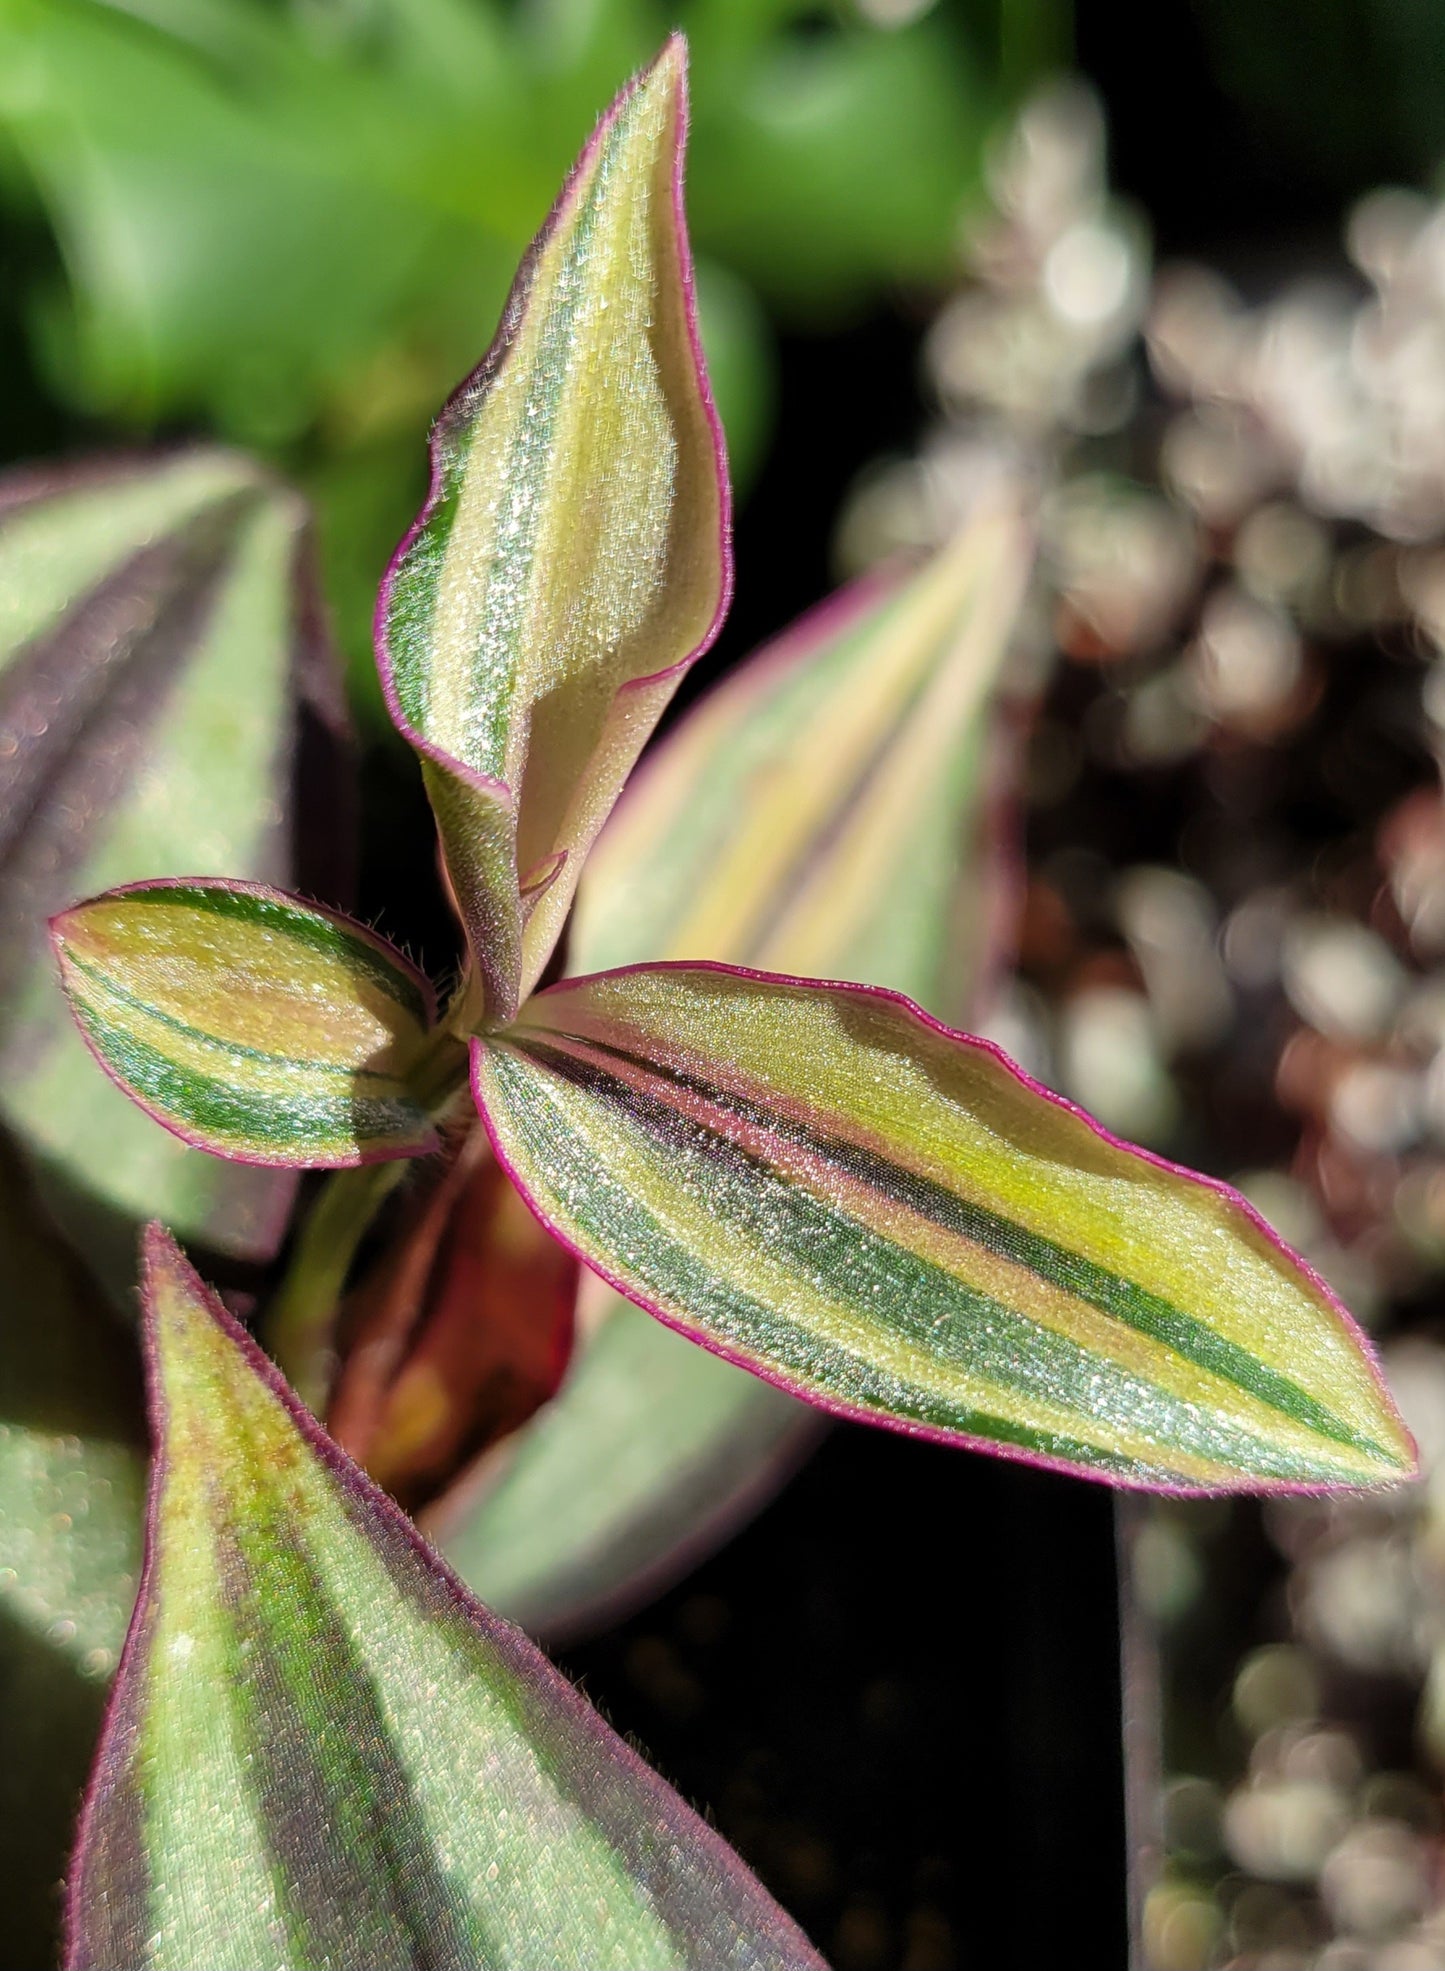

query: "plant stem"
xmin=265 ymin=1019 xmax=471 ymax=1411
xmin=265 ymin=1161 xmax=407 ymax=1413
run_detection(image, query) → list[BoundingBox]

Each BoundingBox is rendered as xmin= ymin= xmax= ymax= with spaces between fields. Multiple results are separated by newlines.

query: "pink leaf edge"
xmin=64 ymin=1222 xmax=824 ymax=1970
xmin=470 ymin=958 xmax=1418 ymax=1500
xmin=371 ymin=32 xmax=734 ymax=799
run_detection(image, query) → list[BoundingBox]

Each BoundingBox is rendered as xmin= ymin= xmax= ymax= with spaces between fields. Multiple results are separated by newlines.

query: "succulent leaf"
xmin=573 ymin=504 xmax=1029 ymax=1012
xmin=0 ymin=450 xmax=351 ymax=1281
xmin=440 ymin=512 xmax=1031 ymax=1633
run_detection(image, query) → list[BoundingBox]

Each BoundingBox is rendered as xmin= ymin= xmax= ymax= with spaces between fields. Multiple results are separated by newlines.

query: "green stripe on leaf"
xmin=64 ymin=1228 xmax=824 ymax=1971
xmin=378 ymin=36 xmax=729 ymax=1023
xmin=442 ymin=512 xmax=1032 ymax=1637
xmin=473 ymin=964 xmax=1416 ymax=1494
xmin=52 ymin=882 xmax=439 ymax=1168
xmin=0 ymin=450 xmax=352 ymax=1277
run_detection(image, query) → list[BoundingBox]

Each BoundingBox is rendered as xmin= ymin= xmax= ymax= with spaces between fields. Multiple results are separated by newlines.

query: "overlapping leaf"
xmin=330 ymin=1129 xmax=577 ymax=1509
xmin=0 ymin=450 xmax=350 ymax=1284
xmin=66 ymin=1227 xmax=824 ymax=1971
xmin=378 ymin=36 xmax=730 ymax=1023
xmin=474 ymin=964 xmax=1415 ymax=1493
xmin=52 ymin=882 xmax=439 ymax=1167
xmin=437 ymin=514 xmax=1030 ymax=1634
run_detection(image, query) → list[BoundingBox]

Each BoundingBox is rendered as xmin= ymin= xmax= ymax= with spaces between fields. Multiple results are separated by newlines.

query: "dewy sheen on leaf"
xmin=51 ymin=880 xmax=440 ymax=1167
xmin=473 ymin=962 xmax=1417 ymax=1495
xmin=66 ymin=1228 xmax=823 ymax=1971
xmin=377 ymin=34 xmax=730 ymax=1025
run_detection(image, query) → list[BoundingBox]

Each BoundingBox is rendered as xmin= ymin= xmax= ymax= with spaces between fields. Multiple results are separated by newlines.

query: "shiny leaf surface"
xmin=0 ymin=451 xmax=350 ymax=1283
xmin=474 ymin=964 xmax=1415 ymax=1493
xmin=378 ymin=36 xmax=730 ymax=1022
xmin=66 ymin=1227 xmax=824 ymax=1971
xmin=53 ymin=882 xmax=439 ymax=1168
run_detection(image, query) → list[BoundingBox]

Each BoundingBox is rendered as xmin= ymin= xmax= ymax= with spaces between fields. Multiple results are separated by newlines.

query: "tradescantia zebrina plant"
xmin=47 ymin=33 xmax=1418 ymax=1963
xmin=67 ymin=1225 xmax=824 ymax=1971
xmin=56 ymin=39 xmax=1414 ymax=1498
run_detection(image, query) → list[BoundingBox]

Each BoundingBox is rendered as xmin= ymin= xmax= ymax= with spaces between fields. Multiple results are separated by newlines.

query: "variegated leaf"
xmin=53 ymin=881 xmax=439 ymax=1168
xmin=572 ymin=504 xmax=1029 ymax=1013
xmin=65 ymin=1227 xmax=823 ymax=1971
xmin=377 ymin=35 xmax=730 ymax=1024
xmin=473 ymin=964 xmax=1415 ymax=1494
xmin=0 ymin=449 xmax=351 ymax=1284
xmin=438 ymin=513 xmax=1030 ymax=1635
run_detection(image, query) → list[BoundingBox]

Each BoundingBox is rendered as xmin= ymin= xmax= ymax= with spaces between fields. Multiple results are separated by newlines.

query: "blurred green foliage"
xmin=0 ymin=0 xmax=1062 ymax=717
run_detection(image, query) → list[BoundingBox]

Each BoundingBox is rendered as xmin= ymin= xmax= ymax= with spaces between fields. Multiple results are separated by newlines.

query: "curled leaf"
xmin=474 ymin=963 xmax=1416 ymax=1494
xmin=329 ymin=1127 xmax=576 ymax=1510
xmin=53 ymin=881 xmax=439 ymax=1167
xmin=378 ymin=35 xmax=730 ymax=1023
xmin=66 ymin=1227 xmax=824 ymax=1971
xmin=0 ymin=449 xmax=351 ymax=1283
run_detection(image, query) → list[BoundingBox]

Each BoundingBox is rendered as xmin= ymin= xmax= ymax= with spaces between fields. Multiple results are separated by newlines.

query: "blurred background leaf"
xmin=0 ymin=0 xmax=1060 ymax=720
xmin=0 ymin=1143 xmax=145 ymax=1970
xmin=0 ymin=452 xmax=352 ymax=1299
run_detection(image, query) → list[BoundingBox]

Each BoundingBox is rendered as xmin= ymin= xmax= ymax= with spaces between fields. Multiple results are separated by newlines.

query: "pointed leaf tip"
xmin=67 ymin=1226 xmax=823 ymax=1971
xmin=474 ymin=963 xmax=1416 ymax=1497
xmin=54 ymin=880 xmax=440 ymax=1167
xmin=378 ymin=38 xmax=730 ymax=1024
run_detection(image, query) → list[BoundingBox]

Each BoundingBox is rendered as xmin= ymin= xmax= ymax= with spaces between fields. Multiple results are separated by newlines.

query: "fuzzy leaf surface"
xmin=65 ymin=1227 xmax=824 ymax=1971
xmin=53 ymin=882 xmax=437 ymax=1168
xmin=378 ymin=36 xmax=729 ymax=1022
xmin=442 ymin=516 xmax=1029 ymax=1633
xmin=474 ymin=964 xmax=1415 ymax=1494
xmin=0 ymin=450 xmax=350 ymax=1282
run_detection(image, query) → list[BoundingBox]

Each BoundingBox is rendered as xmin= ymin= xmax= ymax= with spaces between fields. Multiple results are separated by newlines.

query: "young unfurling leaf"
xmin=52 ymin=881 xmax=439 ymax=1167
xmin=378 ymin=36 xmax=730 ymax=1025
xmin=65 ymin=1228 xmax=823 ymax=1971
xmin=473 ymin=963 xmax=1415 ymax=1494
